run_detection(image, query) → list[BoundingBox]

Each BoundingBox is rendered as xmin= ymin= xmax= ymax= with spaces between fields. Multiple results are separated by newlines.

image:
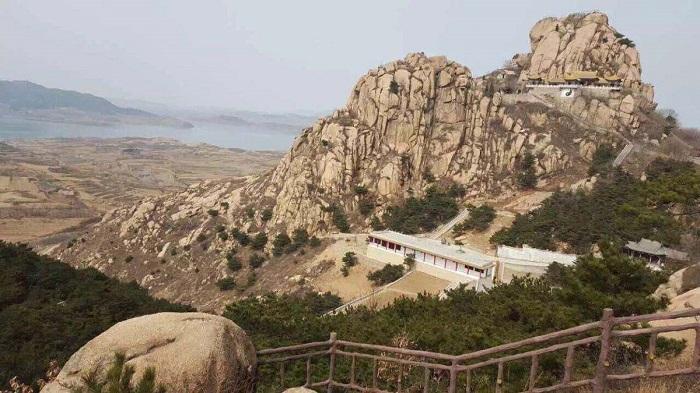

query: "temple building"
xmin=623 ymin=239 xmax=688 ymax=270
xmin=366 ymin=230 xmax=496 ymax=284
xmin=524 ymin=71 xmax=622 ymax=98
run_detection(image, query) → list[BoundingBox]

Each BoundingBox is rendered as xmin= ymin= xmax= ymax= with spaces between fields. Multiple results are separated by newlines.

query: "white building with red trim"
xmin=366 ymin=230 xmax=496 ymax=284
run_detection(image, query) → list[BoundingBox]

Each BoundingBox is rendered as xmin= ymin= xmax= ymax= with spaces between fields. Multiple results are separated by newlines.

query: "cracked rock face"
xmin=41 ymin=313 xmax=257 ymax=393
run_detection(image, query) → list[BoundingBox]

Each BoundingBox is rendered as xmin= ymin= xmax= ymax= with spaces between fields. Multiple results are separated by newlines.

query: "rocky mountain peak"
xmin=518 ymin=12 xmax=652 ymax=99
xmin=54 ymin=12 xmax=674 ymax=310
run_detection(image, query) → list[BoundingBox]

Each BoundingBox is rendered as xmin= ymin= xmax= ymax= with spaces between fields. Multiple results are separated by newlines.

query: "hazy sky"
xmin=1 ymin=1 xmax=698 ymax=125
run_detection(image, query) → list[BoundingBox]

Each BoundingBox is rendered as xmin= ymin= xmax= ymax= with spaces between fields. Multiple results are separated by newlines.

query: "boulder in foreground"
xmin=41 ymin=312 xmax=256 ymax=393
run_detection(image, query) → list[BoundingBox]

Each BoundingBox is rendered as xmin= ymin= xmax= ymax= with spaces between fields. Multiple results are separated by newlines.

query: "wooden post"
xmin=562 ymin=345 xmax=575 ymax=385
xmin=465 ymin=369 xmax=471 ymax=393
xmin=448 ymin=359 xmax=458 ymax=393
xmin=495 ymin=362 xmax=504 ymax=393
xmin=694 ymin=327 xmax=700 ymax=369
xmin=423 ymin=367 xmax=430 ymax=393
xmin=327 ymin=332 xmax=337 ymax=393
xmin=528 ymin=354 xmax=539 ymax=392
xmin=646 ymin=333 xmax=657 ymax=373
xmin=350 ymin=355 xmax=356 ymax=386
xmin=305 ymin=357 xmax=312 ymax=387
xmin=593 ymin=309 xmax=614 ymax=393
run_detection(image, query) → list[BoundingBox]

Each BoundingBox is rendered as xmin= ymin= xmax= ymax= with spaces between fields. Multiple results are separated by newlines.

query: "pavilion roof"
xmin=564 ymin=71 xmax=599 ymax=80
xmin=624 ymin=238 xmax=689 ymax=260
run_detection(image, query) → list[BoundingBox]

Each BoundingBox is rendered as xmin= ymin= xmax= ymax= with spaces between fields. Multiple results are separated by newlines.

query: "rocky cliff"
xmin=54 ymin=12 xmax=670 ymax=309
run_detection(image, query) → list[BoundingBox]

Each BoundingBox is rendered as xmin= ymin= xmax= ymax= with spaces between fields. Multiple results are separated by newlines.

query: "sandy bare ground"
xmin=311 ymin=234 xmax=380 ymax=302
xmin=0 ymin=217 xmax=89 ymax=243
xmin=313 ymin=234 xmax=451 ymax=310
xmin=0 ymin=137 xmax=282 ymax=242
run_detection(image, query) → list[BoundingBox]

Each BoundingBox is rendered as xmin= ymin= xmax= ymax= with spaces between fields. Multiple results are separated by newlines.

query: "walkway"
xmin=612 ymin=142 xmax=634 ymax=167
xmin=429 ymin=208 xmax=470 ymax=239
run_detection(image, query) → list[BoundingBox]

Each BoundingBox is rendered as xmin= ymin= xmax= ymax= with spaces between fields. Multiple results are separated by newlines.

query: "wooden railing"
xmin=255 ymin=308 xmax=700 ymax=392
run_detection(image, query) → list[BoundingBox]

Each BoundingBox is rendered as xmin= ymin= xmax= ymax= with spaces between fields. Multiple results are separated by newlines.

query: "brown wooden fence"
xmin=255 ymin=307 xmax=700 ymax=392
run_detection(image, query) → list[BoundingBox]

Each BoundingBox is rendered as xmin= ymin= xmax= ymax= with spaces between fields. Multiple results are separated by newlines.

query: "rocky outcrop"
xmin=54 ymin=11 xmax=663 ymax=309
xmin=517 ymin=12 xmax=657 ymax=134
xmin=525 ymin=12 xmax=644 ymax=87
xmin=41 ymin=313 xmax=256 ymax=393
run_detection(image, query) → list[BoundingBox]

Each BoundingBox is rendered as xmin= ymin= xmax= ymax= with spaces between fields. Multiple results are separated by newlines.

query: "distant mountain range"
xmin=0 ymin=80 xmax=193 ymax=128
xmin=108 ymin=96 xmax=320 ymax=133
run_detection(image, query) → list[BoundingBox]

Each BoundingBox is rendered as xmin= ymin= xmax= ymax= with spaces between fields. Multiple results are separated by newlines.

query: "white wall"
xmin=367 ymin=244 xmax=485 ymax=284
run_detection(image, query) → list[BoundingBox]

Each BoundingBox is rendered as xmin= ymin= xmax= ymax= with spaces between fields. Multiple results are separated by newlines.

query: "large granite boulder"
xmin=41 ymin=312 xmax=256 ymax=393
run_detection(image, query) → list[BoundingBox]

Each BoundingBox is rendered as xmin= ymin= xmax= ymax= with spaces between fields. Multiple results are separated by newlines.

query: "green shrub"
xmin=220 ymin=201 xmax=229 ymax=210
xmin=218 ymin=232 xmax=229 ymax=241
xmin=261 ymin=208 xmax=273 ymax=222
xmin=618 ymin=36 xmax=635 ymax=47
xmin=354 ymin=185 xmax=369 ymax=195
xmin=370 ymin=216 xmax=385 ymax=230
xmin=226 ymin=253 xmax=242 ymax=272
xmin=358 ymin=198 xmax=375 ymax=216
xmin=70 ymin=352 xmax=166 ymax=393
xmin=207 ymin=209 xmax=219 ymax=217
xmin=245 ymin=207 xmax=255 ymax=218
xmin=454 ymin=204 xmax=496 ymax=234
xmin=588 ymin=144 xmax=616 ymax=176
xmin=251 ymin=232 xmax=268 ymax=250
xmin=249 ymin=254 xmax=266 ymax=269
xmin=215 ymin=224 xmax=226 ymax=233
xmin=272 ymin=233 xmax=292 ymax=256
xmin=389 ymin=80 xmax=399 ymax=94
xmin=309 ymin=236 xmax=322 ymax=247
xmin=244 ymin=272 xmax=257 ymax=288
xmin=231 ymin=228 xmax=250 ymax=246
xmin=196 ymin=233 xmax=207 ymax=242
xmin=516 ymin=151 xmax=537 ymax=189
xmin=367 ymin=264 xmax=405 ymax=285
xmin=324 ymin=204 xmax=350 ymax=232
xmin=169 ymin=247 xmax=177 ymax=256
xmin=216 ymin=277 xmax=236 ymax=291
xmin=404 ymin=254 xmax=416 ymax=269
xmin=124 ymin=255 xmax=133 ymax=263
xmin=341 ymin=252 xmax=358 ymax=276
xmin=292 ymin=229 xmax=309 ymax=245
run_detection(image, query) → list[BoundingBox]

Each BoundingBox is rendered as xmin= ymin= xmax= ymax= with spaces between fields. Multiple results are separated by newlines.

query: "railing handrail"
xmin=255 ymin=307 xmax=700 ymax=393
xmin=337 ymin=339 xmax=457 ymax=362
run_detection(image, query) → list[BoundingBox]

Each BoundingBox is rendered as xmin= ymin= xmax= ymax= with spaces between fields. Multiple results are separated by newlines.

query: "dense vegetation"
xmin=366 ymin=264 xmax=405 ymax=285
xmin=0 ymin=242 xmax=191 ymax=387
xmin=491 ymin=160 xmax=700 ymax=253
xmin=381 ymin=185 xmax=461 ymax=234
xmin=453 ymin=204 xmax=496 ymax=234
xmin=226 ymin=246 xmax=677 ymax=392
